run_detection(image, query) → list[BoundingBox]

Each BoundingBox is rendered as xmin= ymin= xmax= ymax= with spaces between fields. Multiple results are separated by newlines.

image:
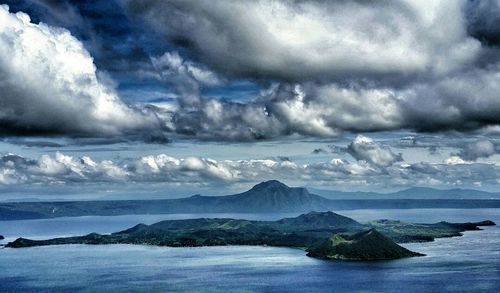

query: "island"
xmin=0 ymin=235 xmax=4 ymax=240
xmin=5 ymin=211 xmax=495 ymax=261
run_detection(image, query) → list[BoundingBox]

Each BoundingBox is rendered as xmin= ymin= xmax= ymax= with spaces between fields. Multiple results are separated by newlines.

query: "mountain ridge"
xmin=214 ymin=180 xmax=330 ymax=212
xmin=309 ymin=186 xmax=500 ymax=199
xmin=1 ymin=180 xmax=500 ymax=220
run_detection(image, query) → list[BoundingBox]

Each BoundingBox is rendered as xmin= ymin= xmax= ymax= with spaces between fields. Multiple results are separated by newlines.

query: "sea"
xmin=0 ymin=208 xmax=499 ymax=292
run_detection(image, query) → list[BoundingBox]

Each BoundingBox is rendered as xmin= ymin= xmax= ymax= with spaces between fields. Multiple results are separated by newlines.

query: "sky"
xmin=2 ymin=0 xmax=500 ymax=200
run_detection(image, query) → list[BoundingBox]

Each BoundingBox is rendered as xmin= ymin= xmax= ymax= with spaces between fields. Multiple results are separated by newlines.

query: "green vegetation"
xmin=5 ymin=211 xmax=495 ymax=261
xmin=306 ymin=229 xmax=423 ymax=260
xmin=367 ymin=219 xmax=496 ymax=243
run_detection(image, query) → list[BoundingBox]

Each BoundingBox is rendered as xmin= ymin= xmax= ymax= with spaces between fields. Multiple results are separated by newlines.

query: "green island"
xmin=5 ymin=211 xmax=495 ymax=261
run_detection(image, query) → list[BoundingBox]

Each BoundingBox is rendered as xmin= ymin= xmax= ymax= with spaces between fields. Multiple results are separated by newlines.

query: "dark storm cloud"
xmin=3 ymin=0 xmax=165 ymax=75
xmin=312 ymin=148 xmax=328 ymax=155
xmin=123 ymin=0 xmax=480 ymax=83
xmin=2 ymin=138 xmax=64 ymax=148
xmin=5 ymin=1 xmax=500 ymax=142
xmin=454 ymin=140 xmax=497 ymax=161
xmin=466 ymin=0 xmax=500 ymax=46
xmin=115 ymin=0 xmax=500 ymax=140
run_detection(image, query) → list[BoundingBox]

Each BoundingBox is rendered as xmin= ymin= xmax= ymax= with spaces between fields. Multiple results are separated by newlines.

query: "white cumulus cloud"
xmin=0 ymin=5 xmax=160 ymax=136
xmin=347 ymin=135 xmax=403 ymax=167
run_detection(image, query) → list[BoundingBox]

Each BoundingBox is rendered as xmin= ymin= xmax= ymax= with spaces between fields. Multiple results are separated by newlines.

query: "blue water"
xmin=0 ymin=209 xmax=499 ymax=292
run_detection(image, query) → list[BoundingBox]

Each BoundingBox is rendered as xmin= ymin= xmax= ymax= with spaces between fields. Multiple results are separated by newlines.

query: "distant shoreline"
xmin=2 ymin=181 xmax=500 ymax=221
xmin=1 ymin=199 xmax=500 ymax=221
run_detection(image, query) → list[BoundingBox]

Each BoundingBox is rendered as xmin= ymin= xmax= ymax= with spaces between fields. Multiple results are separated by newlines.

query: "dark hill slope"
xmin=307 ymin=229 xmax=423 ymax=260
xmin=275 ymin=211 xmax=365 ymax=231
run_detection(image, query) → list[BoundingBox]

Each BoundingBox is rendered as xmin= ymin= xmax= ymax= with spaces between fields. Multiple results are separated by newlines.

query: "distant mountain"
xmin=394 ymin=187 xmax=497 ymax=199
xmin=210 ymin=180 xmax=331 ymax=212
xmin=0 ymin=206 xmax=44 ymax=220
xmin=1 ymin=180 xmax=500 ymax=220
xmin=310 ymin=186 xmax=500 ymax=200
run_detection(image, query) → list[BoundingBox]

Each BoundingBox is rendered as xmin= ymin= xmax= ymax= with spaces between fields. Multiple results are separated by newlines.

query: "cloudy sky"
xmin=2 ymin=0 xmax=500 ymax=200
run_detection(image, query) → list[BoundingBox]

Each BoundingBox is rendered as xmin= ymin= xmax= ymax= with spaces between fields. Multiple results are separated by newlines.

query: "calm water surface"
xmin=0 ymin=209 xmax=499 ymax=292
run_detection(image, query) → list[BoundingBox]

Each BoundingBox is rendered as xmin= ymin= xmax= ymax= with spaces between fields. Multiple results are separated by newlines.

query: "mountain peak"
xmin=218 ymin=180 xmax=330 ymax=212
xmin=250 ymin=180 xmax=290 ymax=192
xmin=280 ymin=211 xmax=364 ymax=230
xmin=306 ymin=228 xmax=424 ymax=260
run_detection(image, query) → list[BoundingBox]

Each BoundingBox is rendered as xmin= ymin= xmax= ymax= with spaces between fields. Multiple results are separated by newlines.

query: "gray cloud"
xmin=5 ymin=2 xmax=500 ymax=142
xmin=399 ymin=64 xmax=500 ymax=131
xmin=115 ymin=0 xmax=500 ymax=141
xmin=312 ymin=148 xmax=328 ymax=155
xmin=143 ymin=52 xmax=222 ymax=108
xmin=125 ymin=0 xmax=480 ymax=82
xmin=347 ymin=135 xmax=403 ymax=167
xmin=466 ymin=0 xmax=500 ymax=46
xmin=150 ymin=82 xmax=401 ymax=141
xmin=154 ymin=66 xmax=500 ymax=141
xmin=455 ymin=140 xmax=496 ymax=161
